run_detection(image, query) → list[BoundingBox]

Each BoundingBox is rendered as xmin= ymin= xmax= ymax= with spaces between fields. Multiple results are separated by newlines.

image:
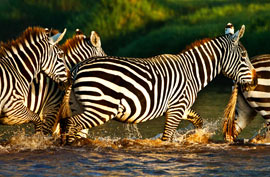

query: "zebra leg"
xmin=162 ymin=106 xmax=186 ymax=141
xmin=0 ymin=103 xmax=43 ymax=133
xmin=249 ymin=115 xmax=270 ymax=143
xmin=42 ymin=111 xmax=60 ymax=135
xmin=60 ymin=116 xmax=92 ymax=144
xmin=234 ymin=91 xmax=257 ymax=136
xmin=183 ymin=109 xmax=203 ymax=128
xmin=60 ymin=111 xmax=110 ymax=144
xmin=60 ymin=117 xmax=77 ymax=144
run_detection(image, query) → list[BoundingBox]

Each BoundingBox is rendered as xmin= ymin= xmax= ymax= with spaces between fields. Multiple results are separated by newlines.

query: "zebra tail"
xmin=52 ymin=71 xmax=73 ymax=137
xmin=223 ymin=83 xmax=238 ymax=142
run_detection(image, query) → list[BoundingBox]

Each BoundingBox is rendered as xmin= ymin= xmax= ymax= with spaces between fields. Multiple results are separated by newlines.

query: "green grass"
xmin=0 ymin=0 xmax=269 ymax=57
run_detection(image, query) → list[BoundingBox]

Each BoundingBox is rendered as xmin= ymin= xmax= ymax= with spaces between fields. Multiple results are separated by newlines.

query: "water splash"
xmin=249 ymin=125 xmax=270 ymax=144
xmin=174 ymin=120 xmax=219 ymax=144
xmin=0 ymin=129 xmax=57 ymax=153
xmin=0 ymin=120 xmax=227 ymax=153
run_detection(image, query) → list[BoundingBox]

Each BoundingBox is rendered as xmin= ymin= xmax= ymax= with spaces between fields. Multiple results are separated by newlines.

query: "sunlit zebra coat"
xmin=61 ymin=25 xmax=256 ymax=143
xmin=25 ymin=30 xmax=106 ymax=134
xmin=223 ymin=54 xmax=270 ymax=141
xmin=0 ymin=27 xmax=67 ymax=131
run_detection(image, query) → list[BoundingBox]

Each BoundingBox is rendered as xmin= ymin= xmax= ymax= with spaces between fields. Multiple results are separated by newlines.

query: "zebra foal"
xmin=0 ymin=27 xmax=67 ymax=132
xmin=60 ymin=25 xmax=256 ymax=144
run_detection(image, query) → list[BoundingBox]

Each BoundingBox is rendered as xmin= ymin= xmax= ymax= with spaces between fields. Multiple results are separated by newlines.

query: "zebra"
xmin=60 ymin=25 xmax=257 ymax=144
xmin=25 ymin=29 xmax=107 ymax=134
xmin=0 ymin=27 xmax=67 ymax=132
xmin=55 ymin=31 xmax=204 ymax=138
xmin=223 ymin=54 xmax=270 ymax=142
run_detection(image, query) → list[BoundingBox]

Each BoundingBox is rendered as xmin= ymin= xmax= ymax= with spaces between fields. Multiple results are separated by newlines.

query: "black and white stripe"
xmin=0 ymin=27 xmax=67 ymax=131
xmin=25 ymin=30 xmax=106 ymax=134
xmin=224 ymin=54 xmax=270 ymax=140
xmin=61 ymin=25 xmax=256 ymax=143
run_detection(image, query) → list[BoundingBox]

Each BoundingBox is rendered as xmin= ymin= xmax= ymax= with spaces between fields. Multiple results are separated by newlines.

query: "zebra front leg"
xmin=1 ymin=103 xmax=43 ymax=133
xmin=60 ymin=111 xmax=110 ymax=144
xmin=60 ymin=117 xmax=80 ymax=144
xmin=162 ymin=107 xmax=186 ymax=141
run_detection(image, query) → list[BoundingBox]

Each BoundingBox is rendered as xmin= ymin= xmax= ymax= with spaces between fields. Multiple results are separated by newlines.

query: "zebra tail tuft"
xmin=223 ymin=83 xmax=238 ymax=142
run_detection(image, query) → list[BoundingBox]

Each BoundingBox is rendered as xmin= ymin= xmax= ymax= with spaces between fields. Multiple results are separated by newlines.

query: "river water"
xmin=0 ymin=79 xmax=269 ymax=176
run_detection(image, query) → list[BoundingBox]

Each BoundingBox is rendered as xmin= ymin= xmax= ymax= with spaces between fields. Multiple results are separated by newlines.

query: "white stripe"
xmin=257 ymin=79 xmax=270 ymax=86
xmin=245 ymin=90 xmax=270 ymax=98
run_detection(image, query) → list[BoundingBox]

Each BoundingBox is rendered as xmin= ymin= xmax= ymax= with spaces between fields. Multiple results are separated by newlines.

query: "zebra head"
xmin=41 ymin=28 xmax=68 ymax=84
xmin=222 ymin=25 xmax=257 ymax=86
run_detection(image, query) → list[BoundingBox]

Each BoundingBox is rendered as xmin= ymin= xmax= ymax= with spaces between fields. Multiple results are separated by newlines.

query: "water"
xmin=0 ymin=79 xmax=269 ymax=176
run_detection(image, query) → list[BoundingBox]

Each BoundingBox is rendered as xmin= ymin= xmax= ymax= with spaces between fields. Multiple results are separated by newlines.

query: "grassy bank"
xmin=0 ymin=0 xmax=269 ymax=58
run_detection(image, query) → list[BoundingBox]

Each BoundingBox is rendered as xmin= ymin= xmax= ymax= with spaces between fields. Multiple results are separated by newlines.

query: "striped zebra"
xmin=223 ymin=54 xmax=270 ymax=142
xmin=60 ymin=25 xmax=257 ymax=144
xmin=0 ymin=27 xmax=67 ymax=132
xmin=56 ymin=32 xmax=204 ymax=138
xmin=25 ymin=29 xmax=106 ymax=134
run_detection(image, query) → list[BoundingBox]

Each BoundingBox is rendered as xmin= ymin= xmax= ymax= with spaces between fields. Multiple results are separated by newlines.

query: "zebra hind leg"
xmin=183 ymin=109 xmax=203 ymax=129
xmin=60 ymin=118 xmax=76 ymax=145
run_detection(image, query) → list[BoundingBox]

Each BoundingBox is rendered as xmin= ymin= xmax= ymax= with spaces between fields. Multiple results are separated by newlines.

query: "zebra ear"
xmin=232 ymin=25 xmax=245 ymax=45
xmin=49 ymin=28 xmax=67 ymax=45
xmin=90 ymin=31 xmax=101 ymax=48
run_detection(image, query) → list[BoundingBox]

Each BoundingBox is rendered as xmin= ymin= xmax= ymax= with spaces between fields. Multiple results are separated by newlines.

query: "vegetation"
xmin=0 ymin=0 xmax=269 ymax=58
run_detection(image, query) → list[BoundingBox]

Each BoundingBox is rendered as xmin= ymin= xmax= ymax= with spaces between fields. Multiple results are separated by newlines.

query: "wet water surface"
xmin=0 ymin=80 xmax=268 ymax=176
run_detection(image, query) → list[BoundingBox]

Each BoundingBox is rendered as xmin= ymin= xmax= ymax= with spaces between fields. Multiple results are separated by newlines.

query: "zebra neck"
xmin=3 ymin=42 xmax=40 ymax=87
xmin=63 ymin=40 xmax=92 ymax=70
xmin=183 ymin=39 xmax=222 ymax=92
xmin=63 ymin=40 xmax=106 ymax=70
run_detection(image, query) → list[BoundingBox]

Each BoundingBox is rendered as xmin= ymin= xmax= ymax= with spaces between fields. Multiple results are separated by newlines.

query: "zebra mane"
xmin=181 ymin=38 xmax=212 ymax=53
xmin=61 ymin=34 xmax=87 ymax=54
xmin=0 ymin=27 xmax=59 ymax=57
